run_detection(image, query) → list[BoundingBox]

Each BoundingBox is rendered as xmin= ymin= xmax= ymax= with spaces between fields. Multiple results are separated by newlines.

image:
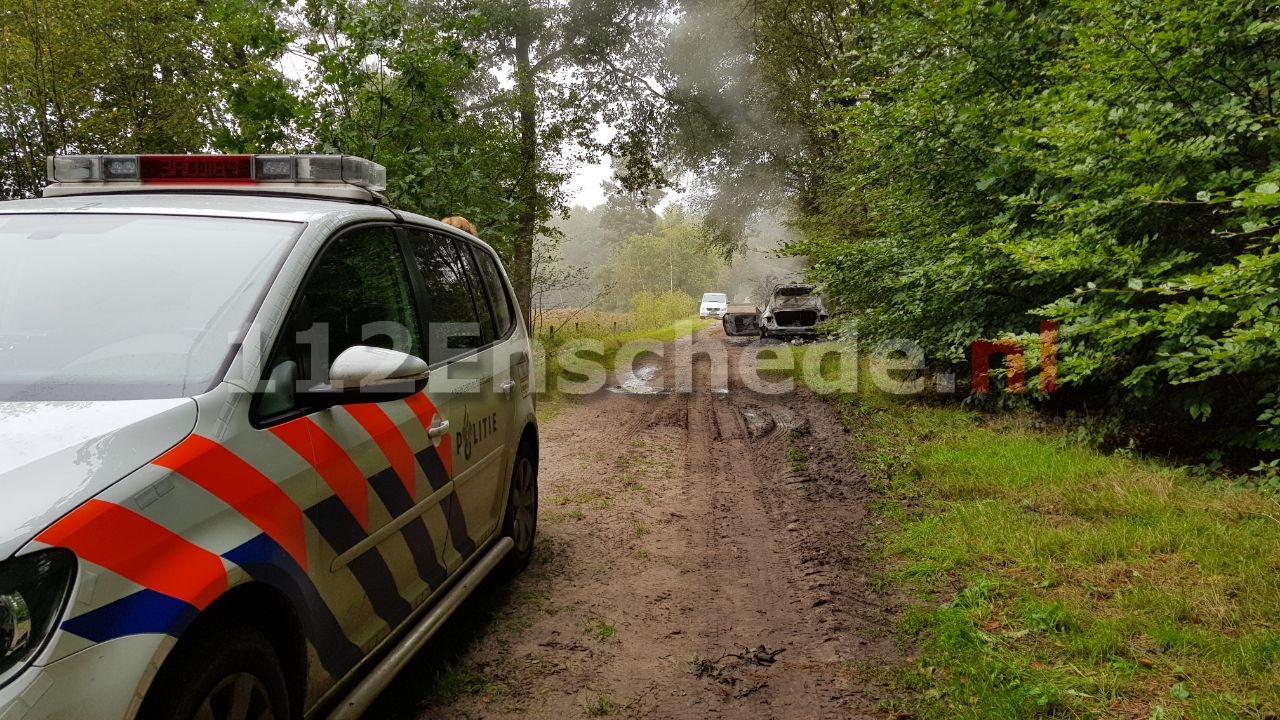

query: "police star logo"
xmin=457 ymin=408 xmax=474 ymax=461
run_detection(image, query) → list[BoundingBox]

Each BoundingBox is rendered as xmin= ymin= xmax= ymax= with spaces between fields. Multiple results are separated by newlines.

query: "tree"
xmin=598 ymin=211 xmax=725 ymax=304
xmin=598 ymin=176 xmax=663 ymax=247
xmin=0 ymin=0 xmax=294 ymax=198
xmin=664 ymin=0 xmax=856 ymax=255
xmin=751 ymin=0 xmax=1280 ymax=457
xmin=434 ymin=0 xmax=678 ymax=325
xmin=296 ymin=0 xmax=528 ymax=252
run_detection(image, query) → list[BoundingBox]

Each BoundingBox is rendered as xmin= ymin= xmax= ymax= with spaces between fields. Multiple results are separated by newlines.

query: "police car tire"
xmin=139 ymin=623 xmax=291 ymax=720
xmin=500 ymin=440 xmax=538 ymax=574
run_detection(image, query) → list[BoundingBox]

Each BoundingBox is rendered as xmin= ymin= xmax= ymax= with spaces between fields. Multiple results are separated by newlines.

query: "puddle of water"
xmin=610 ymin=364 xmax=669 ymax=395
xmin=740 ymin=407 xmax=776 ymax=437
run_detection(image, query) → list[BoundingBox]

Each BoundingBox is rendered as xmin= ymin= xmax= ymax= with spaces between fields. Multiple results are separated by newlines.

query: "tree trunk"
xmin=513 ymin=2 xmax=537 ymax=330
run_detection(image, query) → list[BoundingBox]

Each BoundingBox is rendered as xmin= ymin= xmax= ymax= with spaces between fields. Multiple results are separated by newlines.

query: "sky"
xmin=562 ymin=118 xmax=690 ymax=211
xmin=566 ymin=159 xmax=611 ymax=208
xmin=566 ymin=156 xmax=690 ymax=212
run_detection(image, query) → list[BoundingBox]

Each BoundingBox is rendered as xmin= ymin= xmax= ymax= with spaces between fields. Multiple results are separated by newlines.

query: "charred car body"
xmin=722 ymin=303 xmax=761 ymax=336
xmin=761 ymin=284 xmax=827 ymax=339
xmin=722 ymin=284 xmax=827 ymax=341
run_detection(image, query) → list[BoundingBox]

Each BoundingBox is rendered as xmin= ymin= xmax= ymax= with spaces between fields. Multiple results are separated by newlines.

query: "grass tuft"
xmin=418 ymin=664 xmax=504 ymax=707
xmin=583 ymin=689 xmax=619 ymax=716
xmin=585 ymin=617 xmax=617 ymax=642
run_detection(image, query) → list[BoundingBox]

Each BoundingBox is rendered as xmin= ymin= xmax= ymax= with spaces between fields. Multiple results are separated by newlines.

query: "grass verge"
xmin=533 ymin=315 xmax=715 ymax=420
xmin=784 ymin=343 xmax=1280 ymax=719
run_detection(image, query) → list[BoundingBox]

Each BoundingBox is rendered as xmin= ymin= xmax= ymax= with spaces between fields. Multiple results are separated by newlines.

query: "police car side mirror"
xmin=331 ymin=346 xmax=428 ymax=388
xmin=303 ymin=346 xmax=429 ymax=408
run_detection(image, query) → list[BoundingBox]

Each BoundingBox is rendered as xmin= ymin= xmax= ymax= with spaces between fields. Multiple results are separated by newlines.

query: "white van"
xmin=699 ymin=292 xmax=728 ymax=318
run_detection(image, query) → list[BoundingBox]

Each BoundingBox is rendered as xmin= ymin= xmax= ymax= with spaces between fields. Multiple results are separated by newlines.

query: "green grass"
xmin=783 ymin=343 xmax=1280 ymax=719
xmin=585 ymin=618 xmax=617 ymax=641
xmin=617 ymin=453 xmax=669 ymax=501
xmin=786 ymin=427 xmax=809 ymax=471
xmin=583 ymin=689 xmax=619 ymax=716
xmin=555 ymin=487 xmax=613 ymax=509
xmin=600 ymin=316 xmax=716 ymax=351
xmin=418 ymin=664 xmax=504 ymax=706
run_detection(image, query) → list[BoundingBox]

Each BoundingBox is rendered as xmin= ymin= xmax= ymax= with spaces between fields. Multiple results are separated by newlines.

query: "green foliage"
xmin=297 ymin=0 xmax=529 ymax=256
xmin=2 ymin=0 xmax=678 ymax=325
xmin=598 ymin=214 xmax=726 ymax=306
xmin=778 ymin=0 xmax=1280 ymax=458
xmin=667 ymin=0 xmax=849 ymax=253
xmin=629 ymin=290 xmax=696 ymax=328
xmin=0 ymin=0 xmax=295 ymax=198
xmin=598 ymin=180 xmax=664 ymax=247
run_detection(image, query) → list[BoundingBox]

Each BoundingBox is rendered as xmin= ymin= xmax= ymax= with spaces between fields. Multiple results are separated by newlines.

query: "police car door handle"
xmin=427 ymin=419 xmax=450 ymax=439
xmin=500 ymin=380 xmax=516 ymax=396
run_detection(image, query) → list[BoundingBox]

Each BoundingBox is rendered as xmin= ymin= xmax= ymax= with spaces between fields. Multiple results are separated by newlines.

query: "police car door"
xmin=254 ymin=225 xmax=452 ymax=660
xmin=403 ymin=229 xmax=507 ymax=572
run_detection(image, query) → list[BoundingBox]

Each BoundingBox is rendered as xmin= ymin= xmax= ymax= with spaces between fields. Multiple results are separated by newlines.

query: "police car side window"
xmin=471 ymin=246 xmax=515 ymax=338
xmin=455 ymin=242 xmax=498 ymax=343
xmin=403 ymin=230 xmax=485 ymax=364
xmin=256 ymin=227 xmax=422 ymax=419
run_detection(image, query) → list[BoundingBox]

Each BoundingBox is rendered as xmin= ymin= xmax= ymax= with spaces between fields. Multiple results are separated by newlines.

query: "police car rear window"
xmin=0 ymin=213 xmax=297 ymax=401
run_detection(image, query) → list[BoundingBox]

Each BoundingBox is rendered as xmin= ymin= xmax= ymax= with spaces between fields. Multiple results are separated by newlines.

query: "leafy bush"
xmin=791 ymin=0 xmax=1280 ymax=459
xmin=630 ymin=291 xmax=697 ymax=328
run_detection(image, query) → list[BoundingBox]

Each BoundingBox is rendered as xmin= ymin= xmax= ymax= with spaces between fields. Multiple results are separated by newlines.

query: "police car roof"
xmin=0 ymin=192 xmax=397 ymax=223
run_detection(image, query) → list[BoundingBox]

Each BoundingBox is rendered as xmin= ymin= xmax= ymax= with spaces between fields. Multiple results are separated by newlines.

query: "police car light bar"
xmin=46 ymin=154 xmax=387 ymax=193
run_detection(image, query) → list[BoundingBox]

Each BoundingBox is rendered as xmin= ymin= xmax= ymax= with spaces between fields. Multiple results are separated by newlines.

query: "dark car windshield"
xmin=0 ymin=213 xmax=298 ymax=400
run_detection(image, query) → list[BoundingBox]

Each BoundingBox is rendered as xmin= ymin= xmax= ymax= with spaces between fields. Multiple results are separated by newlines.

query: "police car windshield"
xmin=0 ymin=213 xmax=297 ymax=401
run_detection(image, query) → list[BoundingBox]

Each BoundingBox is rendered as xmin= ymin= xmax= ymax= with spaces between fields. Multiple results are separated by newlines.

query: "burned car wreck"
xmin=761 ymin=284 xmax=827 ymax=339
xmin=722 ymin=284 xmax=827 ymax=340
xmin=722 ymin=303 xmax=762 ymax=336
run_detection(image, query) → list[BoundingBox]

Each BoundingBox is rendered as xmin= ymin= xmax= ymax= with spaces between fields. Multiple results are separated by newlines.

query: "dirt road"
xmin=372 ymin=326 xmax=902 ymax=719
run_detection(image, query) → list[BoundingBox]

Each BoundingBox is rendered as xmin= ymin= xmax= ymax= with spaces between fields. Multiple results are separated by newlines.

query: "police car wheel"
xmin=501 ymin=441 xmax=538 ymax=573
xmin=197 ymin=673 xmax=276 ymax=720
xmin=140 ymin=624 xmax=291 ymax=720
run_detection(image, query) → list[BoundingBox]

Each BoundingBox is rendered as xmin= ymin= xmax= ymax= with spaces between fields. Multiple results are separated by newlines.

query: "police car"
xmin=0 ymin=154 xmax=539 ymax=719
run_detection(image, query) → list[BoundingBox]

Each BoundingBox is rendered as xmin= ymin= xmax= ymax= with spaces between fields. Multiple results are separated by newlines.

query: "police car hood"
xmin=0 ymin=399 xmax=197 ymax=558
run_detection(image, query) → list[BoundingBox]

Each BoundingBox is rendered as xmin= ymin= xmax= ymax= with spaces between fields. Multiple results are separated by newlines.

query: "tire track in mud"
xmin=398 ymin=327 xmax=902 ymax=720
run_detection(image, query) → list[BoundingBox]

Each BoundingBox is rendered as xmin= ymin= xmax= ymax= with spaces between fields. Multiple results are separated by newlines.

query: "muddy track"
xmin=374 ymin=327 xmax=902 ymax=719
